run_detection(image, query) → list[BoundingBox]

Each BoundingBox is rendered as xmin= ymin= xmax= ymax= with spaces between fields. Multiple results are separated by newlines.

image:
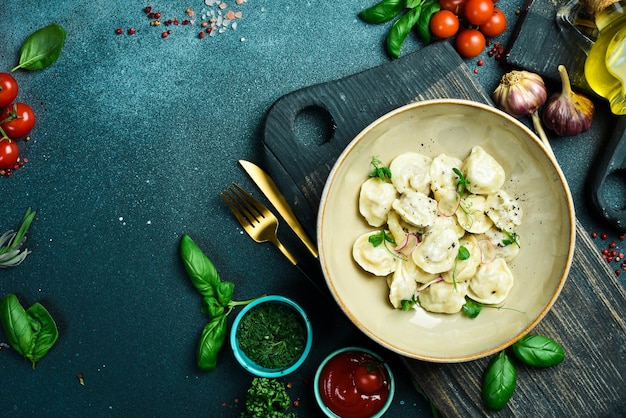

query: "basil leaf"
xmin=196 ymin=314 xmax=227 ymax=371
xmin=416 ymin=0 xmax=440 ymax=43
xmin=512 ymin=334 xmax=565 ymax=367
xmin=482 ymin=351 xmax=516 ymax=411
xmin=0 ymin=294 xmax=34 ymax=358
xmin=216 ymin=281 xmax=235 ymax=306
xmin=26 ymin=302 xmax=59 ymax=368
xmin=202 ymin=297 xmax=225 ymax=318
xmin=180 ymin=234 xmax=220 ymax=297
xmin=406 ymin=0 xmax=424 ymax=7
xmin=359 ymin=0 xmax=407 ymax=24
xmin=12 ymin=23 xmax=67 ymax=72
xmin=387 ymin=7 xmax=421 ymax=59
xmin=462 ymin=298 xmax=482 ymax=318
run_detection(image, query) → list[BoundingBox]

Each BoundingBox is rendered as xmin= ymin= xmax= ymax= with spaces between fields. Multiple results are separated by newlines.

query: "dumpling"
xmin=412 ymin=226 xmax=459 ymax=274
xmin=387 ymin=210 xmax=423 ymax=246
xmin=431 ymin=209 xmax=466 ymax=239
xmin=477 ymin=227 xmax=521 ymax=262
xmin=485 ymin=189 xmax=523 ymax=232
xmin=392 ymin=190 xmax=438 ymax=228
xmin=468 ymin=258 xmax=514 ymax=305
xmin=359 ymin=177 xmax=397 ymax=227
xmin=441 ymin=235 xmax=481 ymax=284
xmin=352 ymin=231 xmax=397 ymax=276
xmin=419 ymin=280 xmax=468 ymax=314
xmin=387 ymin=260 xmax=419 ymax=309
xmin=456 ymin=194 xmax=494 ymax=234
xmin=429 ymin=153 xmax=463 ymax=200
xmin=462 ymin=146 xmax=505 ymax=195
xmin=389 ymin=152 xmax=432 ymax=195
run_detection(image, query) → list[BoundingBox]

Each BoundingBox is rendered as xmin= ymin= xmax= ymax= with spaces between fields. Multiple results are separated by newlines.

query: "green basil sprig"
xmin=0 ymin=294 xmax=59 ymax=369
xmin=511 ymin=334 xmax=565 ymax=367
xmin=359 ymin=0 xmax=406 ymax=23
xmin=180 ymin=234 xmax=259 ymax=371
xmin=482 ymin=351 xmax=517 ymax=411
xmin=12 ymin=23 xmax=67 ymax=72
xmin=359 ymin=0 xmax=440 ymax=59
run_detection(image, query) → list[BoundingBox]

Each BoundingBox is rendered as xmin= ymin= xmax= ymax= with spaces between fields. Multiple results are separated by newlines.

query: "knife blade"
xmin=239 ymin=160 xmax=319 ymax=258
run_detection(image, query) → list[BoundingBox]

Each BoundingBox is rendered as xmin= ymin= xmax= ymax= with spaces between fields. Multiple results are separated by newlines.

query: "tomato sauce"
xmin=318 ymin=350 xmax=390 ymax=418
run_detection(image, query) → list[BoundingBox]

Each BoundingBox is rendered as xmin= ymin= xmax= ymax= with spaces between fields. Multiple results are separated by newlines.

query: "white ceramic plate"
xmin=317 ymin=99 xmax=576 ymax=362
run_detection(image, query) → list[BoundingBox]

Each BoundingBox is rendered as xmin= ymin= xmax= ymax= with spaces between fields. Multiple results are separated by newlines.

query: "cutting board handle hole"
xmin=294 ymin=105 xmax=335 ymax=148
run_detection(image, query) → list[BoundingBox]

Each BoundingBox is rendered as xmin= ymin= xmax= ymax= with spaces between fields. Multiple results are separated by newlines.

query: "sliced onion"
xmin=395 ymin=232 xmax=419 ymax=256
xmin=417 ymin=276 xmax=443 ymax=292
xmin=437 ymin=192 xmax=461 ymax=217
xmin=478 ymin=239 xmax=496 ymax=264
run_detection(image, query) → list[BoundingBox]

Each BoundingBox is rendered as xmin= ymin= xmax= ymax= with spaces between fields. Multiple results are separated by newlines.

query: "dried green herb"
xmin=237 ymin=303 xmax=306 ymax=369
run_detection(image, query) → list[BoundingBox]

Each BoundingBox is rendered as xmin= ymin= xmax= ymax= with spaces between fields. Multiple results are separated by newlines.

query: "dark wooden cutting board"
xmin=261 ymin=41 xmax=626 ymax=415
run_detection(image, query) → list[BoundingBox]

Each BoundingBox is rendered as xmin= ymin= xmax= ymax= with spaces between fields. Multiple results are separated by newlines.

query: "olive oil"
xmin=585 ymin=0 xmax=626 ymax=114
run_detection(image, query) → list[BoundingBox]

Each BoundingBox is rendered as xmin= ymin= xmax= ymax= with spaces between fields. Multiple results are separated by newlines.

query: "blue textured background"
xmin=0 ymin=0 xmax=621 ymax=416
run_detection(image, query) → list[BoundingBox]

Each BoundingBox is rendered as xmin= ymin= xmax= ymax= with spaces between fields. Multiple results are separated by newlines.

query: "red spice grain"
xmin=198 ymin=31 xmax=205 ymax=38
xmin=144 ymin=6 xmax=152 ymax=13
xmin=591 ymin=231 xmax=598 ymax=238
xmin=601 ymin=232 xmax=608 ymax=239
xmin=161 ymin=31 xmax=169 ymax=38
xmin=128 ymin=28 xmax=136 ymax=35
xmin=116 ymin=27 xmax=123 ymax=34
xmin=477 ymin=59 xmax=485 ymax=66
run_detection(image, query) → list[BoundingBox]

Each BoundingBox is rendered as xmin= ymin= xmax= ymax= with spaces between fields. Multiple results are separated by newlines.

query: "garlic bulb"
xmin=492 ymin=70 xmax=548 ymax=118
xmin=542 ymin=65 xmax=595 ymax=136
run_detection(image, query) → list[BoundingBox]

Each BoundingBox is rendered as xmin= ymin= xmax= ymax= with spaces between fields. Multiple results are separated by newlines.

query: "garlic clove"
xmin=542 ymin=65 xmax=595 ymax=136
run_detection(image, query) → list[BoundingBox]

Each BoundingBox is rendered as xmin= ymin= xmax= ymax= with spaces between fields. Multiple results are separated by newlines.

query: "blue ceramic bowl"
xmin=230 ymin=295 xmax=313 ymax=377
xmin=314 ymin=347 xmax=395 ymax=418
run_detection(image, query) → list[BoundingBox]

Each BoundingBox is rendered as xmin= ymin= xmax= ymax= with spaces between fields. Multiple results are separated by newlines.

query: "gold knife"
xmin=239 ymin=160 xmax=319 ymax=258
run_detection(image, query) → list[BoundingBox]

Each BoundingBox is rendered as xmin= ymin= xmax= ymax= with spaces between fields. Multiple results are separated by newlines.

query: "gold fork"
xmin=221 ymin=183 xmax=298 ymax=265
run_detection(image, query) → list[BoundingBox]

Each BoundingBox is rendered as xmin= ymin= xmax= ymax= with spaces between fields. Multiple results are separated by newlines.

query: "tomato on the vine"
xmin=455 ymin=29 xmax=486 ymax=58
xmin=430 ymin=10 xmax=460 ymax=39
xmin=0 ymin=102 xmax=36 ymax=139
xmin=464 ymin=0 xmax=494 ymax=25
xmin=0 ymin=139 xmax=19 ymax=169
xmin=354 ymin=364 xmax=384 ymax=394
xmin=479 ymin=8 xmax=507 ymax=37
xmin=0 ymin=73 xmax=18 ymax=109
xmin=438 ymin=0 xmax=467 ymax=14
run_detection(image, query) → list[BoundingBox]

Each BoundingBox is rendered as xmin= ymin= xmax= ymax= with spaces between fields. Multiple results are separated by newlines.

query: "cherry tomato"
xmin=479 ymin=8 xmax=507 ymax=37
xmin=354 ymin=364 xmax=384 ymax=395
xmin=455 ymin=29 xmax=486 ymax=58
xmin=0 ymin=139 xmax=19 ymax=169
xmin=0 ymin=73 xmax=19 ymax=109
xmin=464 ymin=0 xmax=494 ymax=25
xmin=430 ymin=10 xmax=460 ymax=39
xmin=0 ymin=103 xmax=36 ymax=139
xmin=438 ymin=0 xmax=467 ymax=14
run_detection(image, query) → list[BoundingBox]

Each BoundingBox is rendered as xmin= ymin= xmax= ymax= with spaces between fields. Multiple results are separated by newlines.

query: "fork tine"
xmin=230 ymin=183 xmax=268 ymax=221
xmin=220 ymin=189 xmax=255 ymax=228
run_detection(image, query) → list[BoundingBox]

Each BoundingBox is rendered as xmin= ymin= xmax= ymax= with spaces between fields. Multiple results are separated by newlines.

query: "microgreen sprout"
xmin=451 ymin=245 xmax=470 ymax=290
xmin=462 ymin=297 xmax=523 ymax=319
xmin=368 ymin=230 xmax=395 ymax=247
xmin=369 ymin=156 xmax=392 ymax=181
xmin=400 ymin=295 xmax=418 ymax=311
xmin=501 ymin=229 xmax=520 ymax=248
xmin=453 ymin=168 xmax=470 ymax=195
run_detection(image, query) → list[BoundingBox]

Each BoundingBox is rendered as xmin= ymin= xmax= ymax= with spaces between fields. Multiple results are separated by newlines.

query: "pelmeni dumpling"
xmin=456 ymin=194 xmax=494 ymax=234
xmin=462 ymin=146 xmax=505 ymax=195
xmin=429 ymin=153 xmax=463 ymax=200
xmin=468 ymin=257 xmax=514 ymax=304
xmin=359 ymin=177 xmax=397 ymax=227
xmin=412 ymin=226 xmax=459 ymax=274
xmin=389 ymin=152 xmax=432 ymax=195
xmin=387 ymin=260 xmax=419 ymax=309
xmin=431 ymin=211 xmax=466 ymax=239
xmin=352 ymin=231 xmax=397 ymax=276
xmin=441 ymin=235 xmax=481 ymax=284
xmin=419 ymin=280 xmax=469 ymax=314
xmin=392 ymin=190 xmax=437 ymax=228
xmin=387 ymin=211 xmax=423 ymax=245
xmin=485 ymin=189 xmax=523 ymax=232
xmin=477 ymin=227 xmax=521 ymax=262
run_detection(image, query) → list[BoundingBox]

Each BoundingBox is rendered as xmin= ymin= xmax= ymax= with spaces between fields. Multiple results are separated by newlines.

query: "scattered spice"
xmin=591 ymin=229 xmax=626 ymax=276
xmin=76 ymin=372 xmax=85 ymax=385
xmin=115 ymin=2 xmax=248 ymax=39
